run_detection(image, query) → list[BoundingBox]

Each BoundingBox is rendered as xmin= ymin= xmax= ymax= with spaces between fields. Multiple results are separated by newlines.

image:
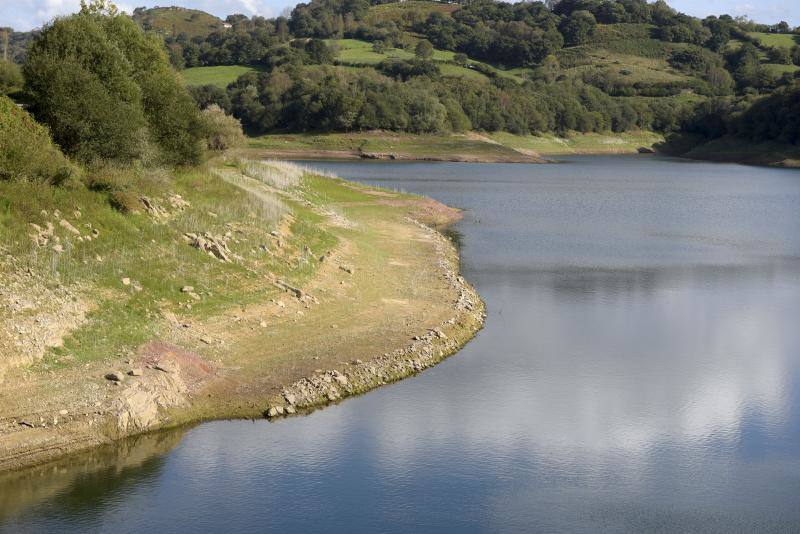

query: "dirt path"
xmin=0 ymin=172 xmax=485 ymax=472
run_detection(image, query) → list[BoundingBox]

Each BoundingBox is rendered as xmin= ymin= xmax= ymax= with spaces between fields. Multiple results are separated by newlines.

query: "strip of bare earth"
xmin=0 ymin=166 xmax=485 ymax=473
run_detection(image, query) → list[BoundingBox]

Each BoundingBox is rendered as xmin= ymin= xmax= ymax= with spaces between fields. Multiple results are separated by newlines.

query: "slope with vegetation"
xmin=0 ymin=1 xmax=484 ymax=470
xmin=136 ymin=0 xmax=796 ymax=162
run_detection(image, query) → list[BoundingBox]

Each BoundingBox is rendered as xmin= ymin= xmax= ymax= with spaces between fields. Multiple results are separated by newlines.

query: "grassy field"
xmin=558 ymin=48 xmax=689 ymax=83
xmin=747 ymin=32 xmax=799 ymax=48
xmin=327 ymin=38 xmax=528 ymax=82
xmin=488 ymin=131 xmax=664 ymax=155
xmin=181 ymin=65 xmax=264 ymax=88
xmin=246 ymin=130 xmax=664 ymax=161
xmin=248 ymin=131 xmax=538 ymax=161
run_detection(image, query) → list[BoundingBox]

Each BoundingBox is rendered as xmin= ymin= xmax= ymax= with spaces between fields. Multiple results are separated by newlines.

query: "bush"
xmin=0 ymin=60 xmax=23 ymax=95
xmin=202 ymin=105 xmax=246 ymax=151
xmin=0 ymin=95 xmax=78 ymax=185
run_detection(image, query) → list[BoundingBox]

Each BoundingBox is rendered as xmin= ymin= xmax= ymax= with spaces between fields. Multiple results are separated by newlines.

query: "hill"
xmin=131 ymin=6 xmax=227 ymax=39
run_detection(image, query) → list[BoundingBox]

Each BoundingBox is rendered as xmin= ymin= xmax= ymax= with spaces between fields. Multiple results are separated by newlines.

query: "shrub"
xmin=0 ymin=60 xmax=23 ymax=95
xmin=109 ymin=190 xmax=142 ymax=213
xmin=201 ymin=104 xmax=246 ymax=151
xmin=0 ymin=95 xmax=78 ymax=185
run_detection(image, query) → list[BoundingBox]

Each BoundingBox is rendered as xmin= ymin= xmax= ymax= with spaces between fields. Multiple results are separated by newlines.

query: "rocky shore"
xmin=264 ymin=218 xmax=485 ymax=420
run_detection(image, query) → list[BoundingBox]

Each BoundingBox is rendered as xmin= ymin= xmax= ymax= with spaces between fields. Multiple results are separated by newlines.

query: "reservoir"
xmin=2 ymin=156 xmax=799 ymax=533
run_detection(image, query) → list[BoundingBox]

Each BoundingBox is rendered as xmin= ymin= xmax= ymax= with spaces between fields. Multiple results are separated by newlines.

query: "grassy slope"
xmin=247 ymin=130 xmax=663 ymax=160
xmin=0 ymin=160 xmax=484 ymax=471
xmin=132 ymin=6 xmax=226 ymax=38
xmin=181 ymin=65 xmax=264 ymax=87
xmin=328 ymin=38 xmax=528 ymax=82
xmin=663 ymin=134 xmax=800 ymax=167
xmin=747 ymin=32 xmax=799 ymax=48
xmin=0 ymin=161 xmax=314 ymax=367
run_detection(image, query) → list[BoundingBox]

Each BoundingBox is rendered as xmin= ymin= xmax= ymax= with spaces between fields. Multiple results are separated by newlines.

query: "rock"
xmin=128 ymin=368 xmax=143 ymax=376
xmin=181 ymin=286 xmax=194 ymax=293
xmin=105 ymin=371 xmax=125 ymax=382
xmin=259 ymin=320 xmax=268 ymax=328
xmin=266 ymin=406 xmax=280 ymax=418
xmin=52 ymin=244 xmax=64 ymax=253
xmin=284 ymin=393 xmax=297 ymax=405
xmin=339 ymin=265 xmax=354 ymax=274
xmin=58 ymin=409 xmax=69 ymax=416
xmin=121 ymin=278 xmax=131 ymax=286
xmin=285 ymin=406 xmax=297 ymax=415
xmin=59 ymin=218 xmax=81 ymax=236
xmin=637 ymin=146 xmax=656 ymax=154
xmin=200 ymin=336 xmax=213 ymax=345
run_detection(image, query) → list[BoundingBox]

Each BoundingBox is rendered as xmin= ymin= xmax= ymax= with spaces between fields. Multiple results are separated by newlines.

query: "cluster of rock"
xmin=0 ymin=261 xmax=89 ymax=377
xmin=183 ymin=231 xmax=240 ymax=262
xmin=264 ymin=218 xmax=485 ymax=420
xmin=28 ymin=209 xmax=100 ymax=253
xmin=140 ymin=194 xmax=191 ymax=220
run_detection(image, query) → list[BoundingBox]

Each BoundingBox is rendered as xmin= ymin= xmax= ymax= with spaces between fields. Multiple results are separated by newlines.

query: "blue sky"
xmin=2 ymin=0 xmax=799 ymax=32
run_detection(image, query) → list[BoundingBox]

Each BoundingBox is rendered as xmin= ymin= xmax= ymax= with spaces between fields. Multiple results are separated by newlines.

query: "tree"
xmin=453 ymin=53 xmax=468 ymax=66
xmin=24 ymin=2 xmax=204 ymax=164
xmin=415 ymin=39 xmax=434 ymax=59
xmin=24 ymin=12 xmax=147 ymax=162
xmin=560 ymin=10 xmax=597 ymax=47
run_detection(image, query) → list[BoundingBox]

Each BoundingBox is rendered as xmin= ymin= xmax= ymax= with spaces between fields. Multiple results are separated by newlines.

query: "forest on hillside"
xmin=2 ymin=0 xmax=799 ymax=148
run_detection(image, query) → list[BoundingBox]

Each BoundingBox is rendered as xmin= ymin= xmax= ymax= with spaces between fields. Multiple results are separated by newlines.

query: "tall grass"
xmin=237 ymin=159 xmax=338 ymax=190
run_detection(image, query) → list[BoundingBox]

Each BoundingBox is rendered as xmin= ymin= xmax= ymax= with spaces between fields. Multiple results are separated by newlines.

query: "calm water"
xmin=2 ymin=156 xmax=800 ymax=533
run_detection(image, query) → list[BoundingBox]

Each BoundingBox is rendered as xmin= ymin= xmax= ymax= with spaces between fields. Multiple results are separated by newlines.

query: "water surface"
xmin=2 ymin=156 xmax=799 ymax=533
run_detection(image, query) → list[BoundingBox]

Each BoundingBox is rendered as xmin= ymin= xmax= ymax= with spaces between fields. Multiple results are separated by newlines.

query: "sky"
xmin=2 ymin=0 xmax=799 ymax=32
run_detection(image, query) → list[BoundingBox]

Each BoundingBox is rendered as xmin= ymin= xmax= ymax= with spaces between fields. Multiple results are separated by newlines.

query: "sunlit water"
xmin=2 ymin=156 xmax=799 ymax=533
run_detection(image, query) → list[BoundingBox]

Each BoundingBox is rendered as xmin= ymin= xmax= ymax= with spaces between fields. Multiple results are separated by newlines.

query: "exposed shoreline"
xmin=0 ymin=173 xmax=485 ymax=473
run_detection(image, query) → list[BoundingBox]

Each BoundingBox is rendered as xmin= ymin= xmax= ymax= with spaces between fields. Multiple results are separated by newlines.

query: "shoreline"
xmin=0 ymin=173 xmax=485 ymax=473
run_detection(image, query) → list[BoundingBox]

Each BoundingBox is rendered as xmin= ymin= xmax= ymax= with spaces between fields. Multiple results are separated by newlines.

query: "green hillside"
xmin=747 ymin=32 xmax=799 ymax=48
xmin=131 ymin=6 xmax=227 ymax=38
xmin=182 ymin=65 xmax=265 ymax=88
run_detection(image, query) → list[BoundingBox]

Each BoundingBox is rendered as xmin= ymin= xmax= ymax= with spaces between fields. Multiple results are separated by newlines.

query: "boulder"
xmin=105 ymin=371 xmax=125 ymax=382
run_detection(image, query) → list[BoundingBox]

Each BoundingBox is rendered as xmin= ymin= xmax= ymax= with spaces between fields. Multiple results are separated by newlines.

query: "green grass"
xmin=181 ymin=65 xmax=264 ymax=88
xmin=747 ymin=32 xmax=800 ymax=48
xmin=762 ymin=63 xmax=800 ymax=75
xmin=329 ymin=38 xmax=414 ymax=64
xmin=327 ymin=38 xmax=527 ymax=82
xmin=248 ymin=132 xmax=529 ymax=160
xmin=1 ymin=161 xmax=343 ymax=368
xmin=488 ymin=131 xmax=664 ymax=155
xmin=558 ymin=48 xmax=689 ymax=84
xmin=133 ymin=7 xmax=226 ymax=39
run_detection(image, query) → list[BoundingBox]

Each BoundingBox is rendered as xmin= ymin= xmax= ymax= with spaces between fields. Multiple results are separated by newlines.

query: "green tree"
xmin=414 ymin=39 xmax=434 ymax=59
xmin=560 ymin=10 xmax=597 ymax=47
xmin=23 ymin=12 xmax=146 ymax=162
xmin=452 ymin=53 xmax=468 ymax=66
xmin=23 ymin=1 xmax=203 ymax=164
